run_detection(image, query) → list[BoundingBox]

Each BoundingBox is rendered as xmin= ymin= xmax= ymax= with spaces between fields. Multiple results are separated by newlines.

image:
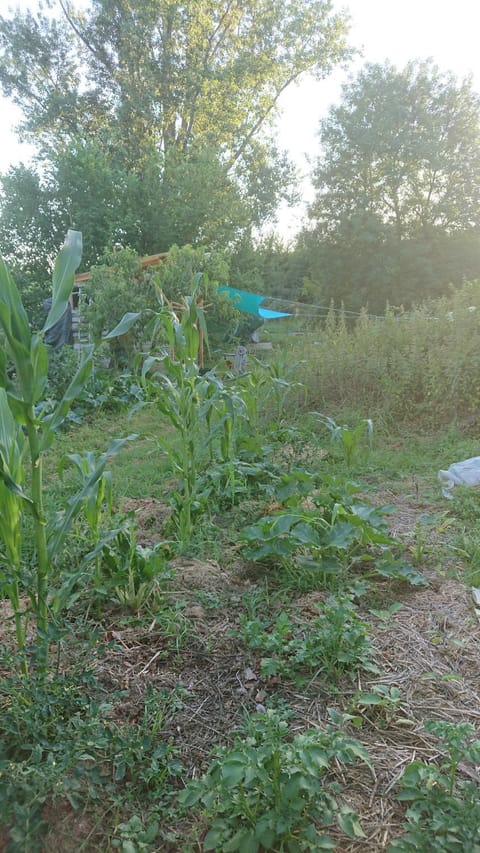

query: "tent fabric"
xmin=218 ymin=286 xmax=291 ymax=319
xmin=259 ymin=307 xmax=291 ymax=319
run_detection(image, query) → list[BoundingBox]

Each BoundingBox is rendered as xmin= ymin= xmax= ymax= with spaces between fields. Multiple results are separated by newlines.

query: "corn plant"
xmin=254 ymin=352 xmax=306 ymax=423
xmin=312 ymin=413 xmax=374 ymax=467
xmin=142 ymin=282 xmax=245 ymax=546
xmin=0 ymin=232 xmax=140 ymax=674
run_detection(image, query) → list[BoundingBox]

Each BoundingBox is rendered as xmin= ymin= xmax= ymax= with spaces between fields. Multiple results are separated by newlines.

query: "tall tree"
xmin=0 ymin=0 xmax=350 ymax=272
xmin=310 ymin=61 xmax=480 ymax=238
xmin=305 ymin=61 xmax=480 ymax=310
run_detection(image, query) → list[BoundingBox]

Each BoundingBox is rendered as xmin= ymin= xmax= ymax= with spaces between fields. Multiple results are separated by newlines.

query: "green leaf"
xmin=356 ymin=693 xmax=385 ymax=706
xmin=178 ymin=785 xmax=203 ymax=808
xmin=0 ymin=256 xmax=31 ymax=348
xmin=30 ymin=333 xmax=49 ymax=403
xmin=40 ymin=347 xmax=94 ymax=446
xmin=203 ymin=823 xmax=228 ymax=851
xmin=47 ymin=435 xmax=137 ymax=559
xmin=103 ymin=312 xmax=141 ymax=340
xmin=43 ymin=230 xmax=82 ymax=332
xmin=114 ymin=761 xmax=126 ymax=781
xmin=337 ymin=806 xmax=366 ymax=839
xmin=221 ymin=757 xmax=246 ymax=786
xmin=375 ymin=559 xmax=428 ymax=587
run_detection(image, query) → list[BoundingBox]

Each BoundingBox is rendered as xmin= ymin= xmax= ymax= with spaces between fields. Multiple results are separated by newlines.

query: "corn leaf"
xmin=102 ymin=312 xmax=141 ymax=340
xmin=30 ymin=333 xmax=49 ymax=404
xmin=43 ymin=230 xmax=83 ymax=333
xmin=47 ymin=435 xmax=137 ymax=558
xmin=0 ymin=256 xmax=31 ymax=349
xmin=40 ymin=346 xmax=94 ymax=448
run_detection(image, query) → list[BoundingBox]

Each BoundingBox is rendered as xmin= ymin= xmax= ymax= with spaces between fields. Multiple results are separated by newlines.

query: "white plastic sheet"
xmin=438 ymin=456 xmax=480 ymax=498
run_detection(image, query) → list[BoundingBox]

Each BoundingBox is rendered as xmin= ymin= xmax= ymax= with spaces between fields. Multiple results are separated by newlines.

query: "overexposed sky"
xmin=1 ymin=0 xmax=480 ymax=236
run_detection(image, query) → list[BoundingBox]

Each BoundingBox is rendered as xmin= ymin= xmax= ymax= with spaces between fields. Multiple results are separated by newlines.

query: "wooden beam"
xmin=74 ymin=252 xmax=168 ymax=284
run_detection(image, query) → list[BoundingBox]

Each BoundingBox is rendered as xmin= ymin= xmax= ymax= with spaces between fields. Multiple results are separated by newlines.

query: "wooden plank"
xmin=74 ymin=252 xmax=168 ymax=284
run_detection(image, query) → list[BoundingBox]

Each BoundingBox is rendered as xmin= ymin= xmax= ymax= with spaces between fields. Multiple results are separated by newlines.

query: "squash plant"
xmin=0 ymin=231 xmax=140 ymax=675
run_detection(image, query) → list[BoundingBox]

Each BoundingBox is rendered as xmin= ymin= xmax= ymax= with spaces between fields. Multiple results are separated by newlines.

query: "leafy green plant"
xmin=111 ymin=815 xmax=160 ymax=852
xmin=45 ymin=345 xmax=81 ymax=400
xmin=241 ymin=594 xmax=377 ymax=685
xmin=251 ymin=352 xmax=306 ymax=423
xmin=353 ymin=684 xmax=403 ymax=725
xmin=179 ymin=709 xmax=370 ymax=851
xmin=0 ymin=232 xmax=140 ymax=674
xmin=390 ymin=720 xmax=480 ymax=851
xmin=239 ymin=471 xmax=427 ymax=590
xmin=311 ymin=413 xmax=374 ymax=467
xmin=82 ymin=247 xmax=157 ymax=367
xmin=97 ymin=521 xmax=171 ymax=612
xmin=0 ymin=663 xmax=182 ymax=851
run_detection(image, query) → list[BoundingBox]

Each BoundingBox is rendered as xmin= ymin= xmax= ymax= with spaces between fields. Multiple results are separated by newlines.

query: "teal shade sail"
xmin=218 ymin=286 xmax=291 ymax=319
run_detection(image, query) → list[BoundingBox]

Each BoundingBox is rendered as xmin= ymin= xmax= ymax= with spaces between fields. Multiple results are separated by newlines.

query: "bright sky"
xmin=1 ymin=0 xmax=480 ymax=237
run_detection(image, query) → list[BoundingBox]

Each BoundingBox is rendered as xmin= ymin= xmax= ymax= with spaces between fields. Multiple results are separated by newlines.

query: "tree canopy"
xmin=0 ymin=0 xmax=350 ymax=276
xmin=303 ymin=61 xmax=480 ymax=311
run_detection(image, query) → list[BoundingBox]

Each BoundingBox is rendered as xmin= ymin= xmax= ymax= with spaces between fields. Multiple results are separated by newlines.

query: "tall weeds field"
xmin=290 ymin=282 xmax=480 ymax=428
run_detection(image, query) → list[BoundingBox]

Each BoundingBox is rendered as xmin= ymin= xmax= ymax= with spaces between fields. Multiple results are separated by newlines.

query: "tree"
xmin=305 ymin=61 xmax=480 ymax=310
xmin=310 ymin=61 xmax=480 ymax=238
xmin=0 ymin=0 xmax=350 ymax=273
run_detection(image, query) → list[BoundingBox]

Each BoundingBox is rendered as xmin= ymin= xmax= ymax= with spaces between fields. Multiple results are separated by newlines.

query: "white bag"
xmin=438 ymin=456 xmax=480 ymax=498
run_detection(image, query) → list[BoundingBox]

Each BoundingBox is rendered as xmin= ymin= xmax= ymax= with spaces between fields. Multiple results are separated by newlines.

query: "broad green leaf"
xmin=43 ymin=230 xmax=83 ymax=332
xmin=203 ymin=825 xmax=228 ymax=851
xmin=337 ymin=806 xmax=366 ymax=839
xmin=0 ymin=256 xmax=31 ymax=348
xmin=375 ymin=559 xmax=428 ymax=587
xmin=322 ymin=521 xmax=357 ymax=548
xmin=356 ymin=693 xmax=385 ymax=706
xmin=102 ymin=311 xmax=141 ymax=340
xmin=220 ymin=757 xmax=246 ymax=786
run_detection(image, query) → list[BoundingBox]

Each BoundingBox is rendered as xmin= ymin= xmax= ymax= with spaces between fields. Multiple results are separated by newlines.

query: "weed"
xmin=352 ymin=684 xmax=403 ymax=725
xmin=111 ymin=814 xmax=160 ymax=851
xmin=0 ymin=665 xmax=183 ymax=851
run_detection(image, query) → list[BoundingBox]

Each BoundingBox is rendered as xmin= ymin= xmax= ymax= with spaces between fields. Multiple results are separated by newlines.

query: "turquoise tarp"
xmin=218 ymin=286 xmax=291 ymax=319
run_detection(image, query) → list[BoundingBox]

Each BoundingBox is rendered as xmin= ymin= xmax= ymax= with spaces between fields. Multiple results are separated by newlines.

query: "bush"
xmin=82 ymin=247 xmax=156 ymax=366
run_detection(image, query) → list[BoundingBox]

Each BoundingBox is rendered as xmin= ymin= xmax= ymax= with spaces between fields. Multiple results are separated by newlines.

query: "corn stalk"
xmin=0 ymin=232 xmax=140 ymax=675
